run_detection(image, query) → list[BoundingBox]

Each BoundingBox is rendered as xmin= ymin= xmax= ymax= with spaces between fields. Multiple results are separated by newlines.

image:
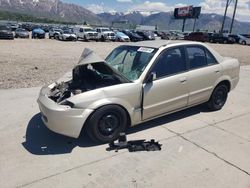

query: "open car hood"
xmin=57 ymin=48 xmax=130 ymax=83
xmin=76 ymin=48 xmax=130 ymax=81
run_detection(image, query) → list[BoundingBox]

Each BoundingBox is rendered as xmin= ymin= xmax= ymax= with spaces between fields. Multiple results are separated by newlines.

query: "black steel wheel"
xmin=207 ymin=84 xmax=228 ymax=111
xmin=86 ymin=105 xmax=128 ymax=143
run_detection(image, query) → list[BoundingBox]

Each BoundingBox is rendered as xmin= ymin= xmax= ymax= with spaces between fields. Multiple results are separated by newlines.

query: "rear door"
xmin=185 ymin=45 xmax=222 ymax=106
xmin=142 ymin=46 xmax=189 ymax=120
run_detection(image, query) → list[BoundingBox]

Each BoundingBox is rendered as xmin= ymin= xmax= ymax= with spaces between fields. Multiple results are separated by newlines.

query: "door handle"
xmin=215 ymin=70 xmax=220 ymax=73
xmin=179 ymin=77 xmax=187 ymax=83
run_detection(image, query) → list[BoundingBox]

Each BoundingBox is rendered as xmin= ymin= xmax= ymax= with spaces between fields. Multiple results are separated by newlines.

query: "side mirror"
xmin=145 ymin=72 xmax=156 ymax=83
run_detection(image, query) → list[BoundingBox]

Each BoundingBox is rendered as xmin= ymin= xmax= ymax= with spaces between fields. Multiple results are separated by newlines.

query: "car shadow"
xmin=22 ymin=104 xmax=209 ymax=155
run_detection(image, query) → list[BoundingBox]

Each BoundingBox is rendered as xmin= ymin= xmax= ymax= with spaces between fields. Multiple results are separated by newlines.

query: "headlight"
xmin=60 ymin=100 xmax=75 ymax=108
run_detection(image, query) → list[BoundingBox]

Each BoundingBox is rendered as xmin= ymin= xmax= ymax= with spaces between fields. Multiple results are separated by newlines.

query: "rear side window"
xmin=206 ymin=50 xmax=217 ymax=65
xmin=187 ymin=47 xmax=207 ymax=69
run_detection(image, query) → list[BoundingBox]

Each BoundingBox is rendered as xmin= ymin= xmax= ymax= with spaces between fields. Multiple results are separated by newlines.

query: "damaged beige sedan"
xmin=38 ymin=41 xmax=240 ymax=143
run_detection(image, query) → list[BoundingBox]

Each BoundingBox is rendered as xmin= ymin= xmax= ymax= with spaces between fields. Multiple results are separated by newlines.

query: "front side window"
xmin=106 ymin=46 xmax=157 ymax=81
xmin=187 ymin=47 xmax=207 ymax=69
xmin=150 ymin=47 xmax=186 ymax=79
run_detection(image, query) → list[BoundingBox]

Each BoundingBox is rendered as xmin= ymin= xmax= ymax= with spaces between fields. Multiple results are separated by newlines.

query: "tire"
xmin=86 ymin=105 xmax=128 ymax=143
xmin=242 ymin=41 xmax=246 ymax=45
xmin=207 ymin=84 xmax=228 ymax=111
xmin=101 ymin=36 xmax=105 ymax=42
xmin=223 ymin=40 xmax=227 ymax=44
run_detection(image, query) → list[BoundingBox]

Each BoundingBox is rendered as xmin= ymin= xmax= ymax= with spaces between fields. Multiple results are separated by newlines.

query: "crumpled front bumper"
xmin=37 ymin=86 xmax=93 ymax=138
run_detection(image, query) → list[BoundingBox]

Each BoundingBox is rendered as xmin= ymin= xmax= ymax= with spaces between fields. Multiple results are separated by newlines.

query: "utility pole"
xmin=229 ymin=0 xmax=238 ymax=33
xmin=182 ymin=18 xmax=186 ymax=32
xmin=221 ymin=0 xmax=230 ymax=33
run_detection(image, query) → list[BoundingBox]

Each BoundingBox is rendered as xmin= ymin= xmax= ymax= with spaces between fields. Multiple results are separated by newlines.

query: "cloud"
xmin=117 ymin=0 xmax=132 ymax=2
xmin=86 ymin=4 xmax=116 ymax=14
xmin=199 ymin=0 xmax=250 ymax=22
xmin=130 ymin=1 xmax=171 ymax=12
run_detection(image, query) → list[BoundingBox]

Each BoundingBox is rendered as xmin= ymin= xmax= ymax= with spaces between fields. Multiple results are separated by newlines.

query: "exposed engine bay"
xmin=49 ymin=63 xmax=126 ymax=103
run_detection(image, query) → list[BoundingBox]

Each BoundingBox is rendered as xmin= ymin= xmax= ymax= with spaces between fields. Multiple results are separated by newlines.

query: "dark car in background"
xmin=209 ymin=33 xmax=235 ymax=44
xmin=32 ymin=28 xmax=46 ymax=39
xmin=184 ymin=32 xmax=209 ymax=42
xmin=136 ymin=31 xmax=155 ymax=40
xmin=0 ymin=25 xmax=14 ymax=40
xmin=122 ymin=30 xmax=143 ymax=42
xmin=15 ymin=28 xmax=29 ymax=38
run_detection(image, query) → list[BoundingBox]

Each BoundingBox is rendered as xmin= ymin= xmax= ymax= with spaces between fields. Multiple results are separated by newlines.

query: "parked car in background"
xmin=238 ymin=34 xmax=250 ymax=45
xmin=32 ymin=28 xmax=45 ymax=39
xmin=38 ymin=41 xmax=240 ymax=143
xmin=161 ymin=32 xmax=172 ymax=40
xmin=136 ymin=31 xmax=155 ymax=40
xmin=49 ymin=28 xmax=63 ymax=39
xmin=169 ymin=31 xmax=185 ymax=40
xmin=184 ymin=32 xmax=209 ymax=42
xmin=15 ymin=28 xmax=29 ymax=38
xmin=74 ymin=26 xmax=99 ymax=41
xmin=122 ymin=30 xmax=143 ymax=42
xmin=115 ymin=31 xmax=130 ymax=42
xmin=228 ymin=34 xmax=241 ymax=43
xmin=58 ymin=29 xmax=77 ymax=41
xmin=96 ymin=27 xmax=116 ymax=41
xmin=209 ymin=33 xmax=235 ymax=44
xmin=0 ymin=25 xmax=14 ymax=40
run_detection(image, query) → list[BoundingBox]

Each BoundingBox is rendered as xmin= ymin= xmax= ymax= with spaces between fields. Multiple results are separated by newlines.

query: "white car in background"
xmin=74 ymin=26 xmax=99 ymax=41
xmin=238 ymin=34 xmax=250 ymax=45
xmin=115 ymin=31 xmax=130 ymax=42
xmin=96 ymin=27 xmax=116 ymax=41
xmin=58 ymin=29 xmax=77 ymax=41
xmin=38 ymin=41 xmax=240 ymax=143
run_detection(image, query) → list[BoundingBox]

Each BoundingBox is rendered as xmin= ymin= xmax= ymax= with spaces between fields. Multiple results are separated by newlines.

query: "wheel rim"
xmin=98 ymin=113 xmax=120 ymax=137
xmin=214 ymin=88 xmax=227 ymax=106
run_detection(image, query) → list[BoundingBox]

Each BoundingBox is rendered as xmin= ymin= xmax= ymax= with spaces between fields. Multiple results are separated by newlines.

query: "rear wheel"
xmin=241 ymin=41 xmax=246 ymax=45
xmin=207 ymin=84 xmax=228 ymax=111
xmin=86 ymin=105 xmax=128 ymax=143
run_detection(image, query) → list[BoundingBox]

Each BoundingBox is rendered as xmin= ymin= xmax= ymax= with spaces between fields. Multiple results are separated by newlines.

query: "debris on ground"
xmin=106 ymin=133 xmax=162 ymax=152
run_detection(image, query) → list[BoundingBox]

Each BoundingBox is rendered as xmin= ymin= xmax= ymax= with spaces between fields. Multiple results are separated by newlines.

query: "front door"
xmin=143 ymin=46 xmax=189 ymax=120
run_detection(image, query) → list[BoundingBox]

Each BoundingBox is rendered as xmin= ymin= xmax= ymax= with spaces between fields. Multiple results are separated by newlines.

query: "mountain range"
xmin=0 ymin=0 xmax=249 ymax=33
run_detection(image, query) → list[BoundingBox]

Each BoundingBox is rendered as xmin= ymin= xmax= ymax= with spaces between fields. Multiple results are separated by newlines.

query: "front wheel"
xmin=86 ymin=105 xmax=128 ymax=143
xmin=207 ymin=84 xmax=228 ymax=111
xmin=241 ymin=41 xmax=246 ymax=45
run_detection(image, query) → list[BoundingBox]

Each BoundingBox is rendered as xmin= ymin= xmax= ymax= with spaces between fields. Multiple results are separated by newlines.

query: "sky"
xmin=62 ymin=0 xmax=250 ymax=22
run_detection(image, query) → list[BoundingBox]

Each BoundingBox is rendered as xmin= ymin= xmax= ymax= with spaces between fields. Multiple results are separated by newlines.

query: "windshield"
xmin=0 ymin=25 xmax=11 ymax=31
xmin=105 ymin=46 xmax=157 ymax=81
xmin=102 ymin=28 xmax=110 ymax=32
xmin=85 ymin=28 xmax=95 ymax=32
xmin=63 ymin=30 xmax=73 ymax=34
xmin=16 ymin=28 xmax=26 ymax=32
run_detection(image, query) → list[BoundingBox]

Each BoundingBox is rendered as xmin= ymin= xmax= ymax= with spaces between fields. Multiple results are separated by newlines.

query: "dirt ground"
xmin=0 ymin=38 xmax=249 ymax=89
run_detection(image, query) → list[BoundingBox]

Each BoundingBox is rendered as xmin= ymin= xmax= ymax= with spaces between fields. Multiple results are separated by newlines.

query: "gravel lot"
xmin=0 ymin=39 xmax=249 ymax=89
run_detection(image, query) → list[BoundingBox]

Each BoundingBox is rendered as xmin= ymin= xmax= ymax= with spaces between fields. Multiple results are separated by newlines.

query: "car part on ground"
xmin=38 ymin=41 xmax=240 ymax=143
xmin=0 ymin=25 xmax=14 ymax=40
xmin=106 ymin=133 xmax=162 ymax=152
xmin=32 ymin=28 xmax=45 ymax=39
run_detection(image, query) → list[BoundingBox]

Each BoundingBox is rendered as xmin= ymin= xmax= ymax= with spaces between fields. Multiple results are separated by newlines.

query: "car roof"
xmin=127 ymin=40 xmax=205 ymax=48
